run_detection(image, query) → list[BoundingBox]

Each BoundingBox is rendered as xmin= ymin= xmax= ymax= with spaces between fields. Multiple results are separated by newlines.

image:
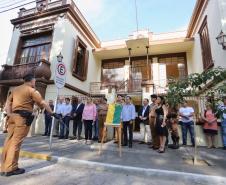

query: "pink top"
xmin=82 ymin=103 xmax=96 ymax=121
xmin=203 ymin=110 xmax=218 ymax=131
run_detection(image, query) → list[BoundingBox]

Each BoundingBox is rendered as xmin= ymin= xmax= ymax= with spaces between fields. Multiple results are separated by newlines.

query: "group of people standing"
xmin=44 ymin=96 xmax=108 ymax=144
xmin=139 ymin=95 xmax=226 ymax=152
xmin=43 ymin=94 xmax=226 ymax=151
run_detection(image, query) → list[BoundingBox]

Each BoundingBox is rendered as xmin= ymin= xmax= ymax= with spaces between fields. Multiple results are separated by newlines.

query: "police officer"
xmin=0 ymin=74 xmax=57 ymax=177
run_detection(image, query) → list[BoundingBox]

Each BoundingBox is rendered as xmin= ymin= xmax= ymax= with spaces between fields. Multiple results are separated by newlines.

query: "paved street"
xmin=0 ymin=133 xmax=226 ymax=185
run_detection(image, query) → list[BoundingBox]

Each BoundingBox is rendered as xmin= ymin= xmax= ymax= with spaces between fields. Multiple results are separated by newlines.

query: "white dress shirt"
xmin=61 ymin=103 xmax=72 ymax=117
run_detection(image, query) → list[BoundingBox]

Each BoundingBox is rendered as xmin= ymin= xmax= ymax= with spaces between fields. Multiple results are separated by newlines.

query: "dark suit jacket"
xmin=138 ymin=105 xmax=150 ymax=124
xmin=71 ymin=103 xmax=85 ymax=121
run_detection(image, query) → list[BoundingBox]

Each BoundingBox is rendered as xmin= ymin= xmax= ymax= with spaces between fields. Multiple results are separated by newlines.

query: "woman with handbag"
xmin=201 ymin=103 xmax=218 ymax=148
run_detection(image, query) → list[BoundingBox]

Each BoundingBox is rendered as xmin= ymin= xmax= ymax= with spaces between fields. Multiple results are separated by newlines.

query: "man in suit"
xmin=70 ymin=97 xmax=85 ymax=140
xmin=139 ymin=98 xmax=151 ymax=144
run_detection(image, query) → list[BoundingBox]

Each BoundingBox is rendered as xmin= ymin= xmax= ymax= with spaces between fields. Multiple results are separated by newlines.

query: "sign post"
xmin=49 ymin=53 xmax=66 ymax=150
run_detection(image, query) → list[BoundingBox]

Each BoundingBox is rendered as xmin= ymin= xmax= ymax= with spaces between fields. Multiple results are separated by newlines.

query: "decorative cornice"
xmin=10 ymin=4 xmax=100 ymax=48
xmin=186 ymin=0 xmax=209 ymax=38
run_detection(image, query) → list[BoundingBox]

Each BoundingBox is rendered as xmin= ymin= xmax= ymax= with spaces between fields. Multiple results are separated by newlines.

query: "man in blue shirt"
xmin=121 ymin=96 xmax=136 ymax=148
xmin=218 ymin=97 xmax=226 ymax=150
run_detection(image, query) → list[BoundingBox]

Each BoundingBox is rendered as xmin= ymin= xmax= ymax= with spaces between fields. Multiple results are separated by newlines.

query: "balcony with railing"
xmin=90 ymin=79 xmax=143 ymax=95
xmin=0 ymin=59 xmax=51 ymax=84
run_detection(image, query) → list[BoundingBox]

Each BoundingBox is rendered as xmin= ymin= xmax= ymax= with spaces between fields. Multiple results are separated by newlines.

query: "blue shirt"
xmin=121 ymin=103 xmax=136 ymax=122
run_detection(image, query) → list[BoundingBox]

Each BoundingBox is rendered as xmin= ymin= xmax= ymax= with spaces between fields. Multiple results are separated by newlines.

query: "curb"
xmin=0 ymin=147 xmax=51 ymax=161
xmin=52 ymin=156 xmax=226 ymax=184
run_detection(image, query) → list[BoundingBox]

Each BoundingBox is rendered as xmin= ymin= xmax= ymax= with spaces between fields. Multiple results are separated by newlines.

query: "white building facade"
xmin=0 ymin=0 xmax=225 ymax=146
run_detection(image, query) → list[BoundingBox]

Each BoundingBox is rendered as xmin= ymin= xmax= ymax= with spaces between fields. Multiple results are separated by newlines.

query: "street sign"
xmin=50 ymin=55 xmax=66 ymax=150
xmin=54 ymin=61 xmax=66 ymax=89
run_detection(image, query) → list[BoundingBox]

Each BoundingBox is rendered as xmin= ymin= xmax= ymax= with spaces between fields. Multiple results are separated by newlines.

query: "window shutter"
xmin=82 ymin=49 xmax=89 ymax=81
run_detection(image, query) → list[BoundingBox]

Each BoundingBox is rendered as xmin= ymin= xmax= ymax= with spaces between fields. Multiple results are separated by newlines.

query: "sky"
xmin=0 ymin=0 xmax=196 ymax=66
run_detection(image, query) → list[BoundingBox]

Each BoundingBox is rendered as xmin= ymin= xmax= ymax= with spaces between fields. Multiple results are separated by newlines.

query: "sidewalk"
xmin=0 ymin=133 xmax=225 ymax=178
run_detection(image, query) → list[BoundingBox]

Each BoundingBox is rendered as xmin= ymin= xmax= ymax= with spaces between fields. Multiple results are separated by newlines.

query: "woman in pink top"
xmin=82 ymin=98 xmax=96 ymax=144
xmin=201 ymin=103 xmax=218 ymax=148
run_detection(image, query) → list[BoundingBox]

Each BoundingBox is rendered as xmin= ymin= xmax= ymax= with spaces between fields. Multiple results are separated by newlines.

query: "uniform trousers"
xmin=1 ymin=114 xmax=30 ymax=172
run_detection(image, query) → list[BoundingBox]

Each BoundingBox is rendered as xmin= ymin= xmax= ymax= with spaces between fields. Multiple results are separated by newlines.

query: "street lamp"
xmin=216 ymin=30 xmax=226 ymax=49
xmin=57 ymin=52 xmax=63 ymax=62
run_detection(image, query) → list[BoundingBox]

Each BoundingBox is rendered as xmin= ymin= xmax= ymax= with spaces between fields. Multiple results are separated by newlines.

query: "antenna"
xmin=135 ymin=0 xmax=139 ymax=33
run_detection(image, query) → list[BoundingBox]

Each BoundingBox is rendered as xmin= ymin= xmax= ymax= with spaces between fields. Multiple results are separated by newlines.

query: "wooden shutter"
xmin=82 ymin=49 xmax=89 ymax=81
xmin=199 ymin=16 xmax=213 ymax=70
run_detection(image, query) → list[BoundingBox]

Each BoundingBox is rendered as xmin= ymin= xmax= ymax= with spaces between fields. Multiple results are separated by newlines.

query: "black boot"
xmin=169 ymin=135 xmax=177 ymax=149
xmin=174 ymin=136 xmax=180 ymax=149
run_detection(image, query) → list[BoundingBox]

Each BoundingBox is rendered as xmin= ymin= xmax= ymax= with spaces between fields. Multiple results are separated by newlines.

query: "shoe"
xmin=152 ymin=146 xmax=159 ymax=150
xmin=158 ymin=150 xmax=165 ymax=153
xmin=70 ymin=136 xmax=77 ymax=140
xmin=223 ymin=146 xmax=226 ymax=150
xmin=139 ymin=141 xmax=145 ymax=144
xmin=5 ymin=168 xmax=25 ymax=177
xmin=42 ymin=134 xmax=47 ymax=136
xmin=98 ymin=140 xmax=101 ymax=143
xmin=58 ymin=136 xmax=64 ymax=139
xmin=3 ymin=130 xmax=7 ymax=133
xmin=168 ymin=144 xmax=179 ymax=149
xmin=158 ymin=148 xmax=165 ymax=153
xmin=64 ymin=136 xmax=68 ymax=139
xmin=77 ymin=136 xmax=81 ymax=140
xmin=114 ymin=141 xmax=118 ymax=144
xmin=122 ymin=144 xmax=128 ymax=147
xmin=53 ymin=135 xmax=58 ymax=137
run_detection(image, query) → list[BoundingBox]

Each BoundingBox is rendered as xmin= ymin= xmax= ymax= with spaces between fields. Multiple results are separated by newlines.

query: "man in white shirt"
xmin=139 ymin=99 xmax=150 ymax=144
xmin=179 ymin=100 xmax=195 ymax=146
xmin=59 ymin=97 xmax=72 ymax=139
xmin=53 ymin=97 xmax=64 ymax=137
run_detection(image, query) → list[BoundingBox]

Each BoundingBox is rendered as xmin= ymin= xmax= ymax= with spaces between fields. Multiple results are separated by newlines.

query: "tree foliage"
xmin=166 ymin=67 xmax=226 ymax=108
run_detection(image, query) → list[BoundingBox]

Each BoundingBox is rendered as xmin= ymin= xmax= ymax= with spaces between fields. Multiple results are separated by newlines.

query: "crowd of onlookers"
xmin=39 ymin=94 xmax=226 ymax=152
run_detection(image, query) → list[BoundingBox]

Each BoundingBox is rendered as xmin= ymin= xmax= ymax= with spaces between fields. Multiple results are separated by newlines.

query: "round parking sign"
xmin=54 ymin=62 xmax=66 ymax=89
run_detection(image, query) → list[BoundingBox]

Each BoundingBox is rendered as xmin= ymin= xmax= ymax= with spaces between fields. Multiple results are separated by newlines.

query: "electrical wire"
xmin=0 ymin=0 xmax=27 ymax=7
xmin=0 ymin=0 xmax=31 ymax=9
xmin=0 ymin=0 xmax=35 ymax=14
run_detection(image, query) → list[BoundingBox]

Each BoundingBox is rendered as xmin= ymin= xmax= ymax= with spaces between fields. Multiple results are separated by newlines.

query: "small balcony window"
xmin=16 ymin=33 xmax=52 ymax=64
xmin=72 ymin=36 xmax=89 ymax=81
